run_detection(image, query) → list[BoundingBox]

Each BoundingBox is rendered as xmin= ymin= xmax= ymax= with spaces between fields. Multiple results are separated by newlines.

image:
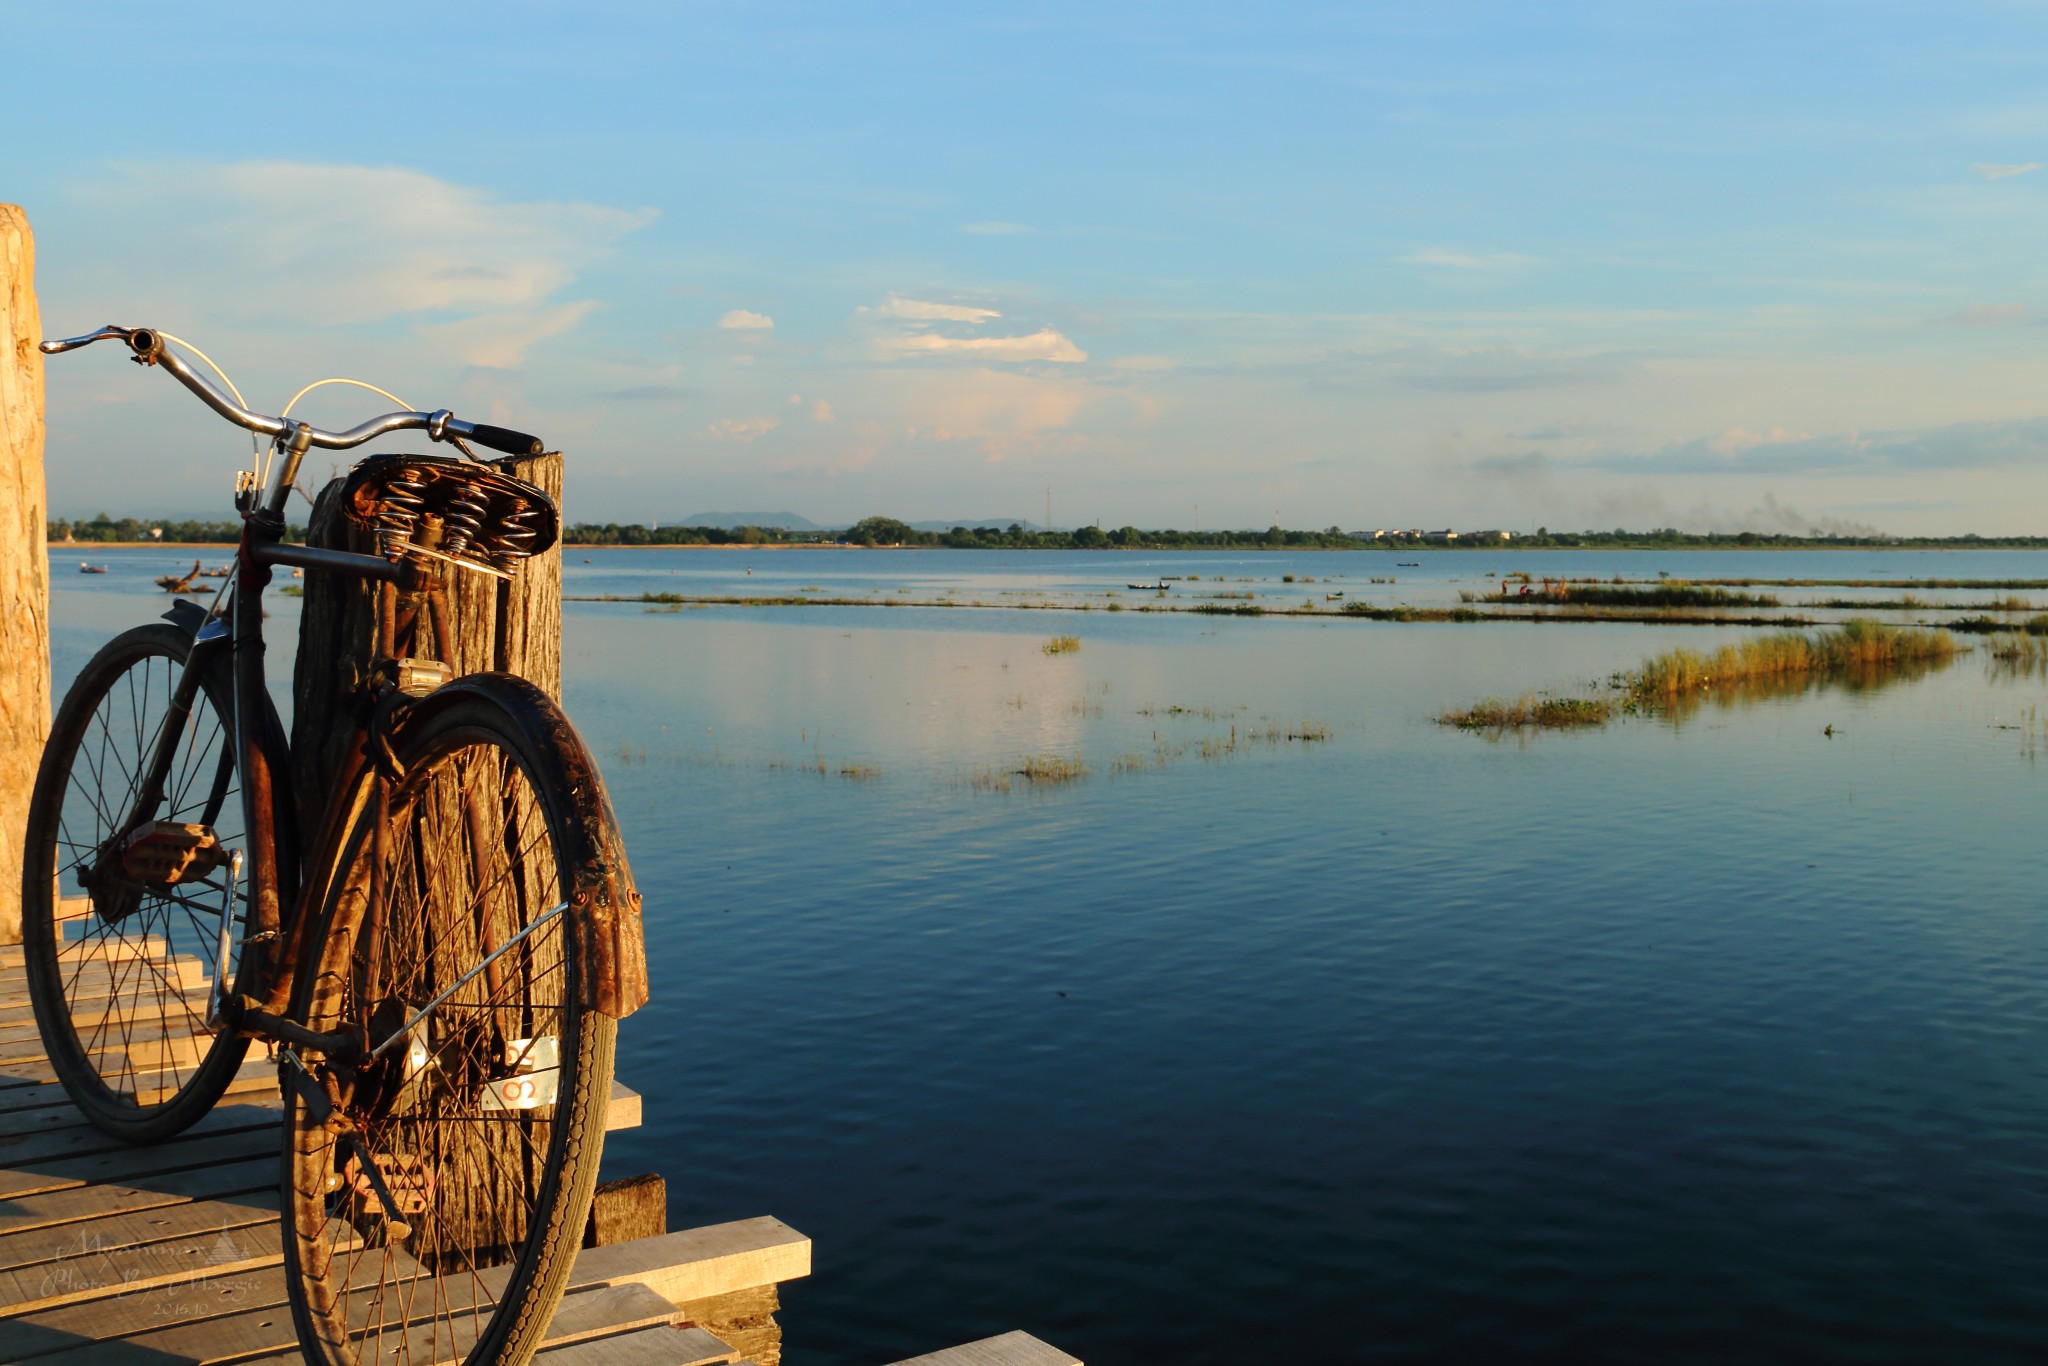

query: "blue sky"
xmin=12 ymin=2 xmax=2048 ymax=533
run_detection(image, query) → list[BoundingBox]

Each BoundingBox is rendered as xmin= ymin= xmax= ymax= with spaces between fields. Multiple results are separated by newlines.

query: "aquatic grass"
xmin=1438 ymin=695 xmax=1618 ymax=732
xmin=1630 ymin=620 xmax=1960 ymax=701
xmin=1342 ymin=603 xmax=1485 ymax=622
xmin=1042 ymin=634 xmax=1082 ymax=654
xmin=1440 ymin=621 xmax=1961 ymax=738
xmin=1249 ymin=719 xmax=1332 ymax=743
xmin=1192 ymin=602 xmax=1266 ymax=616
xmin=1137 ymin=703 xmax=1241 ymax=719
xmin=1464 ymin=582 xmax=1779 ymax=608
xmin=1990 ymin=632 xmax=2048 ymax=663
xmin=1018 ymin=754 xmax=1088 ymax=783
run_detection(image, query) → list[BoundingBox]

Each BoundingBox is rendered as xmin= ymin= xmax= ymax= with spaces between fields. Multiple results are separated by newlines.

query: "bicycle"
xmin=22 ymin=325 xmax=649 ymax=1366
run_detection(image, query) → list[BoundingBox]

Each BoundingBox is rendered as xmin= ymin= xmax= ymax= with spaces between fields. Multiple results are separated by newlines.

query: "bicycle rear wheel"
xmin=282 ymin=688 xmax=616 ymax=1366
xmin=20 ymin=622 xmax=256 ymax=1141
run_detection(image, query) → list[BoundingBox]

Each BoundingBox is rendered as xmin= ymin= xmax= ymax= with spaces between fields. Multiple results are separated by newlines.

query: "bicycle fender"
xmin=399 ymin=672 xmax=650 ymax=1020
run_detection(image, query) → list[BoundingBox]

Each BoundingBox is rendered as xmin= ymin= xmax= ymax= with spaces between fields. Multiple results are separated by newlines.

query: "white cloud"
xmin=1707 ymin=425 xmax=1809 ymax=458
xmin=867 ymin=295 xmax=1002 ymax=323
xmin=718 ymin=309 xmax=775 ymax=330
xmin=1971 ymin=161 xmax=2043 ymax=180
xmin=418 ymin=301 xmax=599 ymax=370
xmin=705 ymin=417 xmax=780 ymax=442
xmin=1935 ymin=303 xmax=2028 ymax=326
xmin=811 ymin=399 xmax=835 ymax=422
xmin=82 ymin=160 xmax=654 ymax=325
xmin=1401 ymin=248 xmax=1541 ymax=271
xmin=877 ymin=328 xmax=1087 ymax=363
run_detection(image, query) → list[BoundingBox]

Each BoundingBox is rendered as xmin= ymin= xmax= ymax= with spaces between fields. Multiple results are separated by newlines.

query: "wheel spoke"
xmin=288 ymin=720 xmax=612 ymax=1366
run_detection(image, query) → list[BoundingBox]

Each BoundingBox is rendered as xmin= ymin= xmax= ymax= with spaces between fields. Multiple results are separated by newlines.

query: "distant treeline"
xmin=1511 ymin=527 xmax=2048 ymax=549
xmin=54 ymin=512 xmax=2048 ymax=552
xmin=565 ymin=517 xmax=1367 ymax=548
xmin=50 ymin=514 xmax=302 ymax=544
xmin=564 ymin=518 xmax=2048 ymax=550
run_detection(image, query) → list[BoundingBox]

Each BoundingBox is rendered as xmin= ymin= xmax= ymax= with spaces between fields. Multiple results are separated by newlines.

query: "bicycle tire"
xmin=281 ymin=686 xmax=617 ymax=1366
xmin=21 ymin=622 xmax=257 ymax=1141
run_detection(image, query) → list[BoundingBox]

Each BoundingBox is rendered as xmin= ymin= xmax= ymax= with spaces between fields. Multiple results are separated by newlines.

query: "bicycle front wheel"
xmin=282 ymin=688 xmax=617 ymax=1366
xmin=20 ymin=622 xmax=255 ymax=1141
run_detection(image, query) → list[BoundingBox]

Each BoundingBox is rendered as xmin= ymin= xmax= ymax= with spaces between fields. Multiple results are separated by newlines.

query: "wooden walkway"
xmin=0 ymin=943 xmax=1079 ymax=1366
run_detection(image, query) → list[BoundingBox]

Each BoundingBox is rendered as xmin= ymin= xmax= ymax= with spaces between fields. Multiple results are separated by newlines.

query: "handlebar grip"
xmin=466 ymin=423 xmax=546 ymax=457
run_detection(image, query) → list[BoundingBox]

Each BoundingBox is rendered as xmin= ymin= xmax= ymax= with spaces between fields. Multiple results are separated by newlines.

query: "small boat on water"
xmin=1325 ymin=591 xmax=1344 ymax=600
xmin=1396 ymin=561 xmax=1421 ymax=567
xmin=78 ymin=562 xmax=108 ymax=574
xmin=1127 ymin=581 xmax=1169 ymax=591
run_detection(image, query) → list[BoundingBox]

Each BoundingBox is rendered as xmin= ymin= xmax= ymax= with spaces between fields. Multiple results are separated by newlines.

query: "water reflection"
xmin=40 ymin=549 xmax=2048 ymax=1366
xmin=1654 ymin=653 xmax=1962 ymax=723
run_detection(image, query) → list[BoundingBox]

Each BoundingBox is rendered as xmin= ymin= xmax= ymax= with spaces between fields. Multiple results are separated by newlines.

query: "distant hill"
xmin=672 ymin=511 xmax=821 ymax=531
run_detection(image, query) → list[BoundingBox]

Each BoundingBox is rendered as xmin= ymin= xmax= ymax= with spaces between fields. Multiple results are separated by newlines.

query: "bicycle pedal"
xmin=120 ymin=822 xmax=226 ymax=886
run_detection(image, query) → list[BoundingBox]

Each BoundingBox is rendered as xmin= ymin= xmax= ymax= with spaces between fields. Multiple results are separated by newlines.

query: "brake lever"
xmin=39 ymin=325 xmax=138 ymax=356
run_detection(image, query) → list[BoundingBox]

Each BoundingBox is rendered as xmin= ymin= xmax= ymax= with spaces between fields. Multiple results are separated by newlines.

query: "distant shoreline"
xmin=53 ymin=540 xmax=2048 ymax=555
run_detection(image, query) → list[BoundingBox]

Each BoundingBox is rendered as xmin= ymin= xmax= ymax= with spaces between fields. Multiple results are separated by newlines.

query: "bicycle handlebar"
xmin=39 ymin=325 xmax=546 ymax=458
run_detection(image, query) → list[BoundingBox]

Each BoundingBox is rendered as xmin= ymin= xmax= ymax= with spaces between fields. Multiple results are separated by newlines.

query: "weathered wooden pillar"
xmin=0 ymin=205 xmax=50 ymax=947
xmin=290 ymin=452 xmax=564 ymax=836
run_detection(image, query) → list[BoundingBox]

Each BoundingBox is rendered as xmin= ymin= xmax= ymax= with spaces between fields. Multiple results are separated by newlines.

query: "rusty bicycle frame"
xmin=37 ymin=325 xmax=647 ymax=1119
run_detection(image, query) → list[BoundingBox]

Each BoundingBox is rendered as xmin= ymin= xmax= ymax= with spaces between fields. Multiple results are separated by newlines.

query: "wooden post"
xmin=0 ymin=205 xmax=50 ymax=947
xmin=291 ymin=453 xmax=563 ymax=835
xmin=290 ymin=451 xmax=566 ymax=1263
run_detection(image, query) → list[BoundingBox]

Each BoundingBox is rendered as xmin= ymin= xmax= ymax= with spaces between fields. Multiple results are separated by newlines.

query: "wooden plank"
xmin=885 ymin=1332 xmax=1083 ymax=1366
xmin=567 ymin=1216 xmax=810 ymax=1304
xmin=0 ymin=1147 xmax=270 ymax=1238
xmin=0 ymin=957 xmax=211 ymax=1007
xmin=0 ymin=1189 xmax=280 ymax=1307
xmin=0 ymin=1052 xmax=271 ymax=1115
xmin=1 ymin=1253 xmax=288 ymax=1359
xmin=0 ymin=1123 xmax=277 ymax=1200
xmin=0 ymin=937 xmax=169 ymax=969
xmin=5 ymin=1206 xmax=801 ymax=1361
xmin=0 ymin=1005 xmax=214 ymax=1062
xmin=0 ymin=1035 xmax=210 ymax=1083
xmin=539 ymin=1325 xmax=740 ymax=1366
xmin=13 ymin=1261 xmax=673 ymax=1365
xmin=0 ymin=1081 xmax=630 ymax=1163
xmin=0 ymin=1103 xmax=275 ymax=1167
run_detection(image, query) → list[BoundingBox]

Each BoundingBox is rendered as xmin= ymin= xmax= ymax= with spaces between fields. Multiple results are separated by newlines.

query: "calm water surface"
xmin=44 ymin=548 xmax=2048 ymax=1364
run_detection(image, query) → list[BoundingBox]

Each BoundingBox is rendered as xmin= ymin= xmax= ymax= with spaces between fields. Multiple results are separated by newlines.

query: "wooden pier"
xmin=0 ymin=203 xmax=1079 ymax=1366
xmin=0 ymin=940 xmax=1080 ymax=1365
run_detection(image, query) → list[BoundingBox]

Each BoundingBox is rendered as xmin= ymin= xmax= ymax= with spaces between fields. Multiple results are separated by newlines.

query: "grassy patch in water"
xmin=1990 ymin=631 xmax=2048 ymax=663
xmin=1249 ymin=719 xmax=1333 ymax=742
xmin=1439 ymin=695 xmax=1618 ymax=731
xmin=1342 ymin=602 xmax=1485 ymax=622
xmin=1630 ymin=620 xmax=1960 ymax=700
xmin=1441 ymin=621 xmax=1962 ymax=735
xmin=1042 ymin=634 xmax=1082 ymax=654
xmin=1018 ymin=754 xmax=1088 ymax=783
xmin=1466 ymin=582 xmax=1778 ymax=608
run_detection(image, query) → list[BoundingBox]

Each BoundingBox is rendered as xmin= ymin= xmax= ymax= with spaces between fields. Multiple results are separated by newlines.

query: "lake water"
xmin=42 ymin=547 xmax=2048 ymax=1364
